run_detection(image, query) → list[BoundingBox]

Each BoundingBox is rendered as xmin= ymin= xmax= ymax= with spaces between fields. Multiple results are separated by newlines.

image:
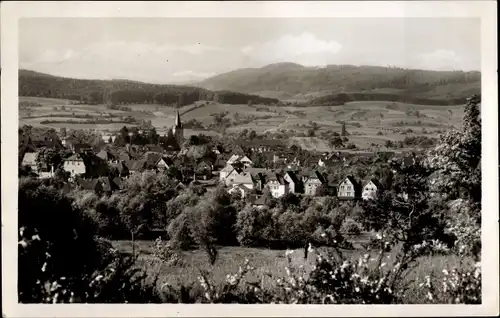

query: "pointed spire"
xmin=175 ymin=110 xmax=182 ymax=128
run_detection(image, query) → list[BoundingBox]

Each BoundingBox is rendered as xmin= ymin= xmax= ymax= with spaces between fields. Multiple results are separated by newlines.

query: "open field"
xmin=112 ymin=239 xmax=471 ymax=303
xmin=19 ymin=96 xmax=463 ymax=151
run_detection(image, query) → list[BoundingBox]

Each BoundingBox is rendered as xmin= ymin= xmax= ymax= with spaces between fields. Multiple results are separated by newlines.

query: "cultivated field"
xmin=19 ymin=96 xmax=463 ymax=151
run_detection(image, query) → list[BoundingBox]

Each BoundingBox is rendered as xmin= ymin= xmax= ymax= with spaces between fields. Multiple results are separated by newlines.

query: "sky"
xmin=19 ymin=18 xmax=481 ymax=84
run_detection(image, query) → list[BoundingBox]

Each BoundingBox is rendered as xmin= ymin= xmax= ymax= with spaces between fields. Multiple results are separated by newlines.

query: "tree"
xmin=18 ymin=177 xmax=161 ymax=303
xmin=425 ymin=95 xmax=481 ymax=259
xmin=341 ymin=122 xmax=347 ymax=136
xmin=329 ymin=137 xmax=344 ymax=149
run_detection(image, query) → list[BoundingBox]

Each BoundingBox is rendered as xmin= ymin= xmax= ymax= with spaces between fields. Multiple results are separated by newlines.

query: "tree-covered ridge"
xmin=198 ymin=63 xmax=481 ymax=104
xmin=18 ymin=70 xmax=280 ymax=106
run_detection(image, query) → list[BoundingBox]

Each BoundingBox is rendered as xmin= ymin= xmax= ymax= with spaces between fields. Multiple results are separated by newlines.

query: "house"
xmin=228 ymin=184 xmax=252 ymax=199
xmin=156 ymin=157 xmax=173 ymax=171
xmin=196 ymin=160 xmax=213 ymax=180
xmin=283 ymin=170 xmax=302 ymax=194
xmin=266 ymin=173 xmax=289 ymax=198
xmin=232 ymin=172 xmax=255 ymax=190
xmin=126 ymin=159 xmax=147 ymax=174
xmin=338 ymin=176 xmax=362 ymax=199
xmin=252 ymin=196 xmax=267 ymax=209
xmin=102 ymin=134 xmax=117 ymax=144
xmin=63 ymin=153 xmax=86 ymax=177
xmin=239 ymin=155 xmax=253 ymax=168
xmin=21 ymin=152 xmax=39 ymax=173
xmin=362 ymin=178 xmax=383 ymax=200
xmin=227 ymin=154 xmax=241 ymax=165
xmin=97 ymin=150 xmax=118 ymax=164
xmin=304 ymin=171 xmax=327 ymax=196
xmin=110 ymin=161 xmax=130 ymax=178
xmin=38 ymin=166 xmax=56 ymax=179
xmin=219 ymin=165 xmax=234 ymax=182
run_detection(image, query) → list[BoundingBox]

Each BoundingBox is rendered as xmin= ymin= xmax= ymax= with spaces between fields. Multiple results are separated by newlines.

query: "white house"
xmin=228 ymin=184 xmax=252 ymax=199
xmin=219 ymin=165 xmax=235 ymax=183
xmin=102 ymin=135 xmax=117 ymax=144
xmin=283 ymin=171 xmax=301 ymax=194
xmin=232 ymin=172 xmax=254 ymax=190
xmin=239 ymin=155 xmax=253 ymax=168
xmin=224 ymin=169 xmax=241 ymax=187
xmin=266 ymin=173 xmax=289 ymax=198
xmin=22 ymin=152 xmax=39 ymax=173
xmin=304 ymin=171 xmax=325 ymax=196
xmin=63 ymin=153 xmax=86 ymax=177
xmin=362 ymin=179 xmax=383 ymax=200
xmin=338 ymin=176 xmax=362 ymax=199
xmin=38 ymin=166 xmax=55 ymax=179
xmin=155 ymin=157 xmax=173 ymax=171
xmin=227 ymin=154 xmax=241 ymax=165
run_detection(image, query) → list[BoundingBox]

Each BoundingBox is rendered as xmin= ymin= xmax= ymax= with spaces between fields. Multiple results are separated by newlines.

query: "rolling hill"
xmin=18 ymin=70 xmax=280 ymax=107
xmin=197 ymin=63 xmax=481 ymax=105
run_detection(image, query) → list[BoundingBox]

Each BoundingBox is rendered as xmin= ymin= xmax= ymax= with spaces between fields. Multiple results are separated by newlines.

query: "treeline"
xmin=306 ymin=92 xmax=475 ymax=106
xmin=18 ymin=70 xmax=279 ymax=107
xmin=199 ymin=63 xmax=481 ymax=102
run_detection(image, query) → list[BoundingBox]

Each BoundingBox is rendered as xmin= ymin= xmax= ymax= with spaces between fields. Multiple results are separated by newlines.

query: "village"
xmin=19 ymin=108 xmax=390 ymax=207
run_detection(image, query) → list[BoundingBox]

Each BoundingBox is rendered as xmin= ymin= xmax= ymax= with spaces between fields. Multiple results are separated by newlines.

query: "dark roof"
xmin=268 ymin=173 xmax=288 ymax=185
xmin=126 ymin=159 xmax=146 ymax=171
xmin=75 ymin=176 xmax=99 ymax=191
xmin=110 ymin=161 xmax=129 ymax=174
xmin=253 ymin=196 xmax=266 ymax=206
xmin=285 ymin=171 xmax=300 ymax=184
xmin=344 ymin=175 xmax=362 ymax=191
xmin=73 ymin=143 xmax=92 ymax=153
xmin=97 ymin=150 xmax=115 ymax=161
xmin=368 ymin=178 xmax=383 ymax=189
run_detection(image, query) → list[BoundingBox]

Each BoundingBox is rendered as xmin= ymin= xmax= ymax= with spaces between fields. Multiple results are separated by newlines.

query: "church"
xmin=163 ymin=109 xmax=184 ymax=148
xmin=172 ymin=109 xmax=184 ymax=144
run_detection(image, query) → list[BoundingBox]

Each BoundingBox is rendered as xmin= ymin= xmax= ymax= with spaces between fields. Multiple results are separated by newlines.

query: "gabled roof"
xmin=230 ymin=183 xmax=252 ymax=192
xmin=305 ymin=170 xmax=327 ymax=183
xmin=366 ymin=178 xmax=383 ymax=189
xmin=22 ymin=152 xmax=38 ymax=165
xmin=65 ymin=153 xmax=85 ymax=161
xmin=126 ymin=159 xmax=146 ymax=171
xmin=221 ymin=165 xmax=235 ymax=173
xmin=233 ymin=172 xmax=254 ymax=185
xmin=343 ymin=175 xmax=362 ymax=190
xmin=156 ymin=156 xmax=173 ymax=167
xmin=267 ymin=173 xmax=288 ymax=185
xmin=97 ymin=150 xmax=115 ymax=161
xmin=253 ymin=196 xmax=266 ymax=206
xmin=284 ymin=170 xmax=300 ymax=184
xmin=75 ymin=176 xmax=99 ymax=191
xmin=227 ymin=154 xmax=241 ymax=163
xmin=110 ymin=161 xmax=129 ymax=174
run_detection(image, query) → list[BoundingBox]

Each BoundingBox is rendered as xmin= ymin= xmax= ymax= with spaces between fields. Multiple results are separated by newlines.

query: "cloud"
xmin=172 ymin=70 xmax=216 ymax=80
xmin=241 ymin=32 xmax=342 ymax=66
xmin=416 ymin=49 xmax=465 ymax=71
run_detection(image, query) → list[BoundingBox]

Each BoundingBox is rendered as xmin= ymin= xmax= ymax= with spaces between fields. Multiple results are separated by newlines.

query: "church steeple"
xmin=175 ymin=109 xmax=182 ymax=128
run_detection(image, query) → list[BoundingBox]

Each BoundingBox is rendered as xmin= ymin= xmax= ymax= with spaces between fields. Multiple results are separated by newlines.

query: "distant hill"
xmin=198 ymin=63 xmax=481 ymax=105
xmin=18 ymin=69 xmax=280 ymax=106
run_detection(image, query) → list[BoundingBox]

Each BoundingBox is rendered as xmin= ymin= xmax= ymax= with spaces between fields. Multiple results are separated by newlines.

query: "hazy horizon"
xmin=19 ymin=18 xmax=481 ymax=84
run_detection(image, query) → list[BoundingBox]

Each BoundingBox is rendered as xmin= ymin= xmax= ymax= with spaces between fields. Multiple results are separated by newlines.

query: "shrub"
xmin=341 ymin=218 xmax=362 ymax=235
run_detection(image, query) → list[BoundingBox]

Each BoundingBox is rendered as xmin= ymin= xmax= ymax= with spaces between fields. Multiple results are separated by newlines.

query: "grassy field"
xmin=19 ymin=96 xmax=463 ymax=151
xmin=112 ymin=239 xmax=470 ymax=303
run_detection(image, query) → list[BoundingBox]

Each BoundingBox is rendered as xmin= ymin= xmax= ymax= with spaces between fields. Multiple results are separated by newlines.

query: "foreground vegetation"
xmin=18 ymin=96 xmax=481 ymax=304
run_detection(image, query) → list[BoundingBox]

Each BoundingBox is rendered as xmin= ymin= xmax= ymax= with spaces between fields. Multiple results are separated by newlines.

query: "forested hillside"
xmin=198 ymin=63 xmax=481 ymax=105
xmin=18 ymin=70 xmax=280 ymax=106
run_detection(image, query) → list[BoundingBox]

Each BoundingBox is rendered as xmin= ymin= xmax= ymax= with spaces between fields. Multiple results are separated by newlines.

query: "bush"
xmin=341 ymin=218 xmax=362 ymax=235
xmin=18 ymin=177 xmax=160 ymax=303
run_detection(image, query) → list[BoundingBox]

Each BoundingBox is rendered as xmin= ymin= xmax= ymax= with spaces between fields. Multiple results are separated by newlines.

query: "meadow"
xmin=19 ymin=96 xmax=464 ymax=151
xmin=112 ymin=238 xmax=471 ymax=304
